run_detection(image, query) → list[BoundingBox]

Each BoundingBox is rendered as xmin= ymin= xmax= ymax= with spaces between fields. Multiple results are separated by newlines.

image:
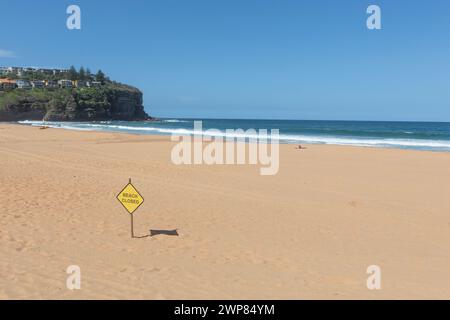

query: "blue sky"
xmin=1 ymin=0 xmax=450 ymax=121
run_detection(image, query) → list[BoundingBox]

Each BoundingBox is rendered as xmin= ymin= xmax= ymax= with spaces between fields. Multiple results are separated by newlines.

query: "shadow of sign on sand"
xmin=150 ymin=229 xmax=179 ymax=237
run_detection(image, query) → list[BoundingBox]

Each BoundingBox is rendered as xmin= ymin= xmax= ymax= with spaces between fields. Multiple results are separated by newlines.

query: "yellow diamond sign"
xmin=117 ymin=181 xmax=144 ymax=214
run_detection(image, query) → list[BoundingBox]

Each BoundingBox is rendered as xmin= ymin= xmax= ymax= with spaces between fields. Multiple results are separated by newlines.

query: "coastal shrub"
xmin=0 ymin=79 xmax=148 ymax=121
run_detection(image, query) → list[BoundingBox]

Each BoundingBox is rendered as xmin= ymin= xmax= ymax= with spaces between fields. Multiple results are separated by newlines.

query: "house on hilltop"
xmin=16 ymin=79 xmax=32 ymax=89
xmin=75 ymin=80 xmax=89 ymax=88
xmin=90 ymin=81 xmax=101 ymax=88
xmin=58 ymin=79 xmax=73 ymax=88
xmin=0 ymin=67 xmax=9 ymax=76
xmin=31 ymin=80 xmax=45 ymax=89
xmin=45 ymin=80 xmax=58 ymax=88
xmin=0 ymin=66 xmax=70 ymax=77
xmin=0 ymin=79 xmax=18 ymax=91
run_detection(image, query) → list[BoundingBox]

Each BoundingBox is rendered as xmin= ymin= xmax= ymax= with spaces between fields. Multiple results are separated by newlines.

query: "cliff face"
xmin=0 ymin=84 xmax=150 ymax=122
xmin=108 ymin=87 xmax=149 ymax=121
xmin=0 ymin=99 xmax=47 ymax=121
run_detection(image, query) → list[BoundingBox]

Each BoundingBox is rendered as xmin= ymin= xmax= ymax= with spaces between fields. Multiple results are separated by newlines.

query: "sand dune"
xmin=0 ymin=124 xmax=449 ymax=299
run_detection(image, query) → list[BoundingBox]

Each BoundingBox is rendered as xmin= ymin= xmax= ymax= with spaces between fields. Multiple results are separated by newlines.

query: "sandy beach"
xmin=0 ymin=123 xmax=449 ymax=299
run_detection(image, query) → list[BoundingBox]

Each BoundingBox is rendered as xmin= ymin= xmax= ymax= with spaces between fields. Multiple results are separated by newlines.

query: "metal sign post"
xmin=117 ymin=178 xmax=144 ymax=238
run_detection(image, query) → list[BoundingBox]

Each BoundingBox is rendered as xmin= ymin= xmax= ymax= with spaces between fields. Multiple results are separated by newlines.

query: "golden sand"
xmin=0 ymin=124 xmax=449 ymax=299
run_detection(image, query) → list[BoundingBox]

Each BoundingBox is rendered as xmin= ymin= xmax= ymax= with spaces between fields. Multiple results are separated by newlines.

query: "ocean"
xmin=18 ymin=119 xmax=450 ymax=152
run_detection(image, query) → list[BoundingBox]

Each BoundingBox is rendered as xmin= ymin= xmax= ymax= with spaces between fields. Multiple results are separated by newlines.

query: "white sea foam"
xmin=17 ymin=121 xmax=450 ymax=151
xmin=162 ymin=119 xmax=190 ymax=123
xmin=18 ymin=120 xmax=44 ymax=125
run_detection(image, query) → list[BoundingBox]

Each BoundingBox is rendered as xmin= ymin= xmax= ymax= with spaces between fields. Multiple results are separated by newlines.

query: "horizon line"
xmin=153 ymin=116 xmax=450 ymax=124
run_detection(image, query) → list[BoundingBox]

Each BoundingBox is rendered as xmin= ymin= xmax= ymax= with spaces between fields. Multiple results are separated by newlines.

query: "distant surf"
xmin=18 ymin=119 xmax=450 ymax=152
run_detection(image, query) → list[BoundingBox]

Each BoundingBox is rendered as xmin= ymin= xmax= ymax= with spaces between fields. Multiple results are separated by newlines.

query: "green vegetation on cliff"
xmin=0 ymin=67 xmax=150 ymax=121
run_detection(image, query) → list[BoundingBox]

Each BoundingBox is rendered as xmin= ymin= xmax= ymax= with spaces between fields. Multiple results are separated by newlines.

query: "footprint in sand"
xmin=15 ymin=241 xmax=30 ymax=252
xmin=348 ymin=201 xmax=359 ymax=208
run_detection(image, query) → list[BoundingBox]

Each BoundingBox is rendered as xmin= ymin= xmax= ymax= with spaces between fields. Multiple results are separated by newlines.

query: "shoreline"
xmin=10 ymin=121 xmax=450 ymax=154
xmin=1 ymin=123 xmax=449 ymax=299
